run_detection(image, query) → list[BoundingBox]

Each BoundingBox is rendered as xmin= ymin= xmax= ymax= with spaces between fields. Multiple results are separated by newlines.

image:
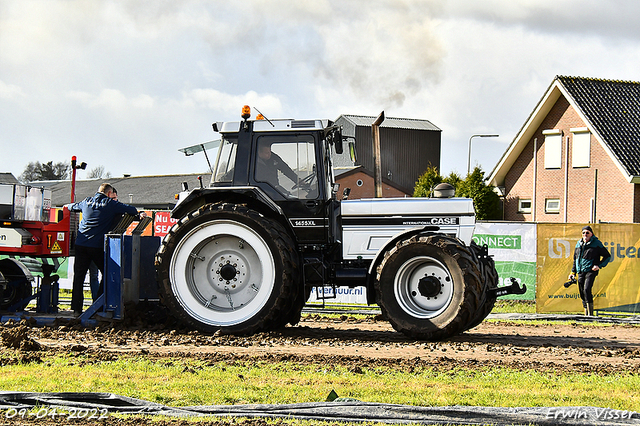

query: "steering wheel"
xmin=291 ymin=173 xmax=316 ymax=190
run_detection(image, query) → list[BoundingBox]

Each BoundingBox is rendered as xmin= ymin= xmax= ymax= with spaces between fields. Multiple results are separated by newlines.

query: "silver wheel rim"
xmin=170 ymin=219 xmax=276 ymax=327
xmin=393 ymin=256 xmax=455 ymax=319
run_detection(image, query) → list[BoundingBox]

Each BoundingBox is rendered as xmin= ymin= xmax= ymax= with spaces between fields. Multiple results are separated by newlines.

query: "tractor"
xmin=155 ymin=106 xmax=523 ymax=340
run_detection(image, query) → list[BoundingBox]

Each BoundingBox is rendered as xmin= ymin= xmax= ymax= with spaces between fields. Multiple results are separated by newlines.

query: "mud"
xmin=2 ymin=313 xmax=640 ymax=425
xmin=1 ymin=314 xmax=639 ymax=376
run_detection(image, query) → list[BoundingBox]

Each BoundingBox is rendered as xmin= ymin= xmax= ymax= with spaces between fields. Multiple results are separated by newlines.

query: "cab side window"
xmin=255 ymin=136 xmax=318 ymax=199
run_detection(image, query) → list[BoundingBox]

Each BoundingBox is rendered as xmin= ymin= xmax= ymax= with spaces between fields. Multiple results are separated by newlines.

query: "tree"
xmin=443 ymin=171 xmax=463 ymax=189
xmin=87 ymin=165 xmax=112 ymax=179
xmin=456 ymin=167 xmax=502 ymax=220
xmin=414 ymin=167 xmax=462 ymax=197
xmin=413 ymin=166 xmax=502 ymax=220
xmin=19 ymin=161 xmax=70 ymax=183
xmin=413 ymin=166 xmax=442 ymax=197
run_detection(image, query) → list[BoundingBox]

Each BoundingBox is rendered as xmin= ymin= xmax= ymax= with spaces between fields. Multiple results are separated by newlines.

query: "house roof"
xmin=0 ymin=173 xmax=19 ymax=184
xmin=337 ymin=115 xmax=441 ymax=132
xmin=46 ymin=173 xmax=211 ymax=210
xmin=489 ymin=75 xmax=640 ymax=186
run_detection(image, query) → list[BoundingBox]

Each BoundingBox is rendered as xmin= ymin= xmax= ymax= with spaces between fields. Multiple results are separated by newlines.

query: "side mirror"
xmin=326 ymin=127 xmax=343 ymax=154
xmin=335 ymin=136 xmax=343 ymax=154
xmin=333 ymin=128 xmax=343 ymax=154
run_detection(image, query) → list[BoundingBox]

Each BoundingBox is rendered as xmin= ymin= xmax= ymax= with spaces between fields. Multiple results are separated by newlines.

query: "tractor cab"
xmin=176 ymin=106 xmax=345 ymax=249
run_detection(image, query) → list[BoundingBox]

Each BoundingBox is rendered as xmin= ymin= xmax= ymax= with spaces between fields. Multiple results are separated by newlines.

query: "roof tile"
xmin=558 ymin=75 xmax=640 ymax=176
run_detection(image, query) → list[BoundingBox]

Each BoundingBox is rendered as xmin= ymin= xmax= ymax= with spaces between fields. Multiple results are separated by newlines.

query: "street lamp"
xmin=468 ymin=134 xmax=499 ymax=175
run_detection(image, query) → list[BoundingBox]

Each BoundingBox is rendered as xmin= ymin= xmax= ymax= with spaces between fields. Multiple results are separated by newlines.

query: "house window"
xmin=571 ymin=128 xmax=591 ymax=168
xmin=543 ymin=130 xmax=562 ymax=169
xmin=545 ymin=198 xmax=561 ymax=214
xmin=518 ymin=199 xmax=532 ymax=214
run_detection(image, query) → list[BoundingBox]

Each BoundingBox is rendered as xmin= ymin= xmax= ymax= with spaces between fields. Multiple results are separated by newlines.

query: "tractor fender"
xmin=169 ymin=187 xmax=296 ymax=248
xmin=171 ymin=186 xmax=284 ymax=221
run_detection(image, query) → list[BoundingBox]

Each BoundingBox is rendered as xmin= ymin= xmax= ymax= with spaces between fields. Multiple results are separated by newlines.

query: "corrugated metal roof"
xmin=46 ymin=173 xmax=210 ymax=209
xmin=337 ymin=115 xmax=441 ymax=132
xmin=0 ymin=173 xmax=19 ymax=184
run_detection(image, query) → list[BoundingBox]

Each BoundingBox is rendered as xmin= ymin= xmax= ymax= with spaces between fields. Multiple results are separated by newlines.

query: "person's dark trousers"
xmin=71 ymin=245 xmax=105 ymax=313
xmin=88 ymin=261 xmax=100 ymax=301
xmin=577 ymin=270 xmax=598 ymax=307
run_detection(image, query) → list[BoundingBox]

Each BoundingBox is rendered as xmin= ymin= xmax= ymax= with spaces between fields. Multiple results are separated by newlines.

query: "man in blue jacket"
xmin=568 ymin=225 xmax=612 ymax=316
xmin=66 ymin=183 xmax=147 ymax=314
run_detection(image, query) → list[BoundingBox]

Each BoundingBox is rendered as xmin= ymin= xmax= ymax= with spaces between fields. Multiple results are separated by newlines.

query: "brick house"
xmin=488 ymin=76 xmax=640 ymax=223
xmin=335 ymin=166 xmax=412 ymax=199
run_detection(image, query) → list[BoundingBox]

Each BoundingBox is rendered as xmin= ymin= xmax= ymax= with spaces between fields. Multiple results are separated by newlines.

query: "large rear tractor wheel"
xmin=0 ymin=259 xmax=33 ymax=312
xmin=375 ymin=234 xmax=482 ymax=341
xmin=156 ymin=203 xmax=299 ymax=335
xmin=277 ymin=283 xmax=312 ymax=329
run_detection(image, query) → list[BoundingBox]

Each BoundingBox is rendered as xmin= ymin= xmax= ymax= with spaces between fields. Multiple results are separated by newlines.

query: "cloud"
xmin=67 ymin=89 xmax=127 ymax=110
xmin=185 ymin=89 xmax=284 ymax=117
xmin=2 ymin=0 xmax=640 ymax=180
xmin=0 ymin=80 xmax=26 ymax=100
xmin=314 ymin=7 xmax=445 ymax=108
xmin=2 ymin=1 xmax=447 ymax=112
xmin=66 ymin=89 xmax=156 ymax=111
xmin=442 ymin=0 xmax=640 ymax=42
xmin=178 ymin=1 xmax=447 ymax=110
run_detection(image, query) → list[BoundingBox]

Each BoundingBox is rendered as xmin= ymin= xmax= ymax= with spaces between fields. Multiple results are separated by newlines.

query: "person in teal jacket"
xmin=568 ymin=225 xmax=612 ymax=316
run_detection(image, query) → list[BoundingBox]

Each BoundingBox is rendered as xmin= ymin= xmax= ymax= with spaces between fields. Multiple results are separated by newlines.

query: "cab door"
xmin=251 ymin=134 xmax=328 ymax=245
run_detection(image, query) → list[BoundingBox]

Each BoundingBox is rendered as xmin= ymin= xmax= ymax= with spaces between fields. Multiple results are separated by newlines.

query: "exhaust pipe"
xmin=372 ymin=111 xmax=385 ymax=198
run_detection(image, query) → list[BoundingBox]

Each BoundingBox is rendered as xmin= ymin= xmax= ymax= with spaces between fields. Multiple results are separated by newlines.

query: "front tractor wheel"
xmin=156 ymin=204 xmax=298 ymax=335
xmin=376 ymin=234 xmax=482 ymax=341
xmin=464 ymin=241 xmax=500 ymax=331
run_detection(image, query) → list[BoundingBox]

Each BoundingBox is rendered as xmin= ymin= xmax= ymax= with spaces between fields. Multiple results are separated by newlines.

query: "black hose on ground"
xmin=0 ymin=392 xmax=638 ymax=425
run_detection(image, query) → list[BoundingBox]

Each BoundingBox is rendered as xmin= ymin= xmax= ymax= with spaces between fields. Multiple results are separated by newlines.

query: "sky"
xmin=2 ymin=0 xmax=640 ymax=183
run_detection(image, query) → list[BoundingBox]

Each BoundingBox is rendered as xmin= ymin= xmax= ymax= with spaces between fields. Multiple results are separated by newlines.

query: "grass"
xmin=0 ymin=353 xmax=638 ymax=412
xmin=490 ymin=300 xmax=536 ymax=314
xmin=306 ymin=300 xmax=538 ymax=316
xmin=3 ymin=300 xmax=638 ymax=425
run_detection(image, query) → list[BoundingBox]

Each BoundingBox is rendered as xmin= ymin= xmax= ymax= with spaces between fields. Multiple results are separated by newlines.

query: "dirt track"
xmin=2 ymin=313 xmax=639 ymax=374
xmin=2 ymin=314 xmax=640 ymax=425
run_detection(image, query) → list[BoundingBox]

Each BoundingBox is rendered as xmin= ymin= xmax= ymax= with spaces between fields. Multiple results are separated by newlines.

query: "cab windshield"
xmin=211 ymin=136 xmax=237 ymax=185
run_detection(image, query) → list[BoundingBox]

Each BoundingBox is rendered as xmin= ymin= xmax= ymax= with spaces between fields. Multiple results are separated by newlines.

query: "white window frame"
xmin=571 ymin=127 xmax=591 ymax=168
xmin=518 ymin=198 xmax=532 ymax=214
xmin=545 ymin=198 xmax=561 ymax=214
xmin=543 ymin=129 xmax=562 ymax=169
